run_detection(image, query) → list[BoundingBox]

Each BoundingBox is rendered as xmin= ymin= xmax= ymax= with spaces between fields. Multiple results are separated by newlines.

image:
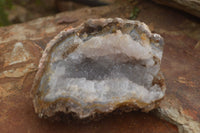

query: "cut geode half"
xmin=32 ymin=18 xmax=166 ymax=119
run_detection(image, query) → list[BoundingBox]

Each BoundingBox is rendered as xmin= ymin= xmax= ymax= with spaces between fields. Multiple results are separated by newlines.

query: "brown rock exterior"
xmin=0 ymin=40 xmax=42 ymax=91
xmin=31 ymin=18 xmax=166 ymax=119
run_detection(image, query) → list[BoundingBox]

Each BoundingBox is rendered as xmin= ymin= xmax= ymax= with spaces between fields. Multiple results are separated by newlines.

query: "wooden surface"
xmin=152 ymin=0 xmax=200 ymax=18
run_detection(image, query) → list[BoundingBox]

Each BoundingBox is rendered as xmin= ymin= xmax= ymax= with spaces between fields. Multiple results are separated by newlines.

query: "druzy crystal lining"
xmin=32 ymin=18 xmax=166 ymax=119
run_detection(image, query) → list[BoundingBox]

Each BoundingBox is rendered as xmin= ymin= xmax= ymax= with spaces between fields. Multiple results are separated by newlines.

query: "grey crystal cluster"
xmin=32 ymin=18 xmax=166 ymax=119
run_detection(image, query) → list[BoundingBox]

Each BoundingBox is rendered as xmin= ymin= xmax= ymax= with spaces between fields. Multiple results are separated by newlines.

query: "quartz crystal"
xmin=32 ymin=18 xmax=166 ymax=119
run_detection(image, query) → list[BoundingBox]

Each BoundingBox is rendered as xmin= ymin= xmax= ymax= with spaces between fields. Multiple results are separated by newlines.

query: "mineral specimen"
xmin=32 ymin=18 xmax=166 ymax=119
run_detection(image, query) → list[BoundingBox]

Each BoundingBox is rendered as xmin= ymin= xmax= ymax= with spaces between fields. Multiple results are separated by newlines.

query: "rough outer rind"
xmin=31 ymin=18 xmax=166 ymax=119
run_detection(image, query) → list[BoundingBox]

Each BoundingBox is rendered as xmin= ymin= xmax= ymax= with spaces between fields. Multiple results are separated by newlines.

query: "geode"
xmin=32 ymin=18 xmax=166 ymax=119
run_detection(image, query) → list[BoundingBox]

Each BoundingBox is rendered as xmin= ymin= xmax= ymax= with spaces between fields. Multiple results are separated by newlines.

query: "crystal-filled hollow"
xmin=32 ymin=18 xmax=166 ymax=119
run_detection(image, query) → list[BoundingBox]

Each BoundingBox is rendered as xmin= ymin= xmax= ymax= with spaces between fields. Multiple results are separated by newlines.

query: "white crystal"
xmin=33 ymin=18 xmax=165 ymax=119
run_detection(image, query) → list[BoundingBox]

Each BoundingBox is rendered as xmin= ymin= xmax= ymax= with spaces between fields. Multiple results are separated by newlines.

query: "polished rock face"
xmin=32 ymin=18 xmax=166 ymax=119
